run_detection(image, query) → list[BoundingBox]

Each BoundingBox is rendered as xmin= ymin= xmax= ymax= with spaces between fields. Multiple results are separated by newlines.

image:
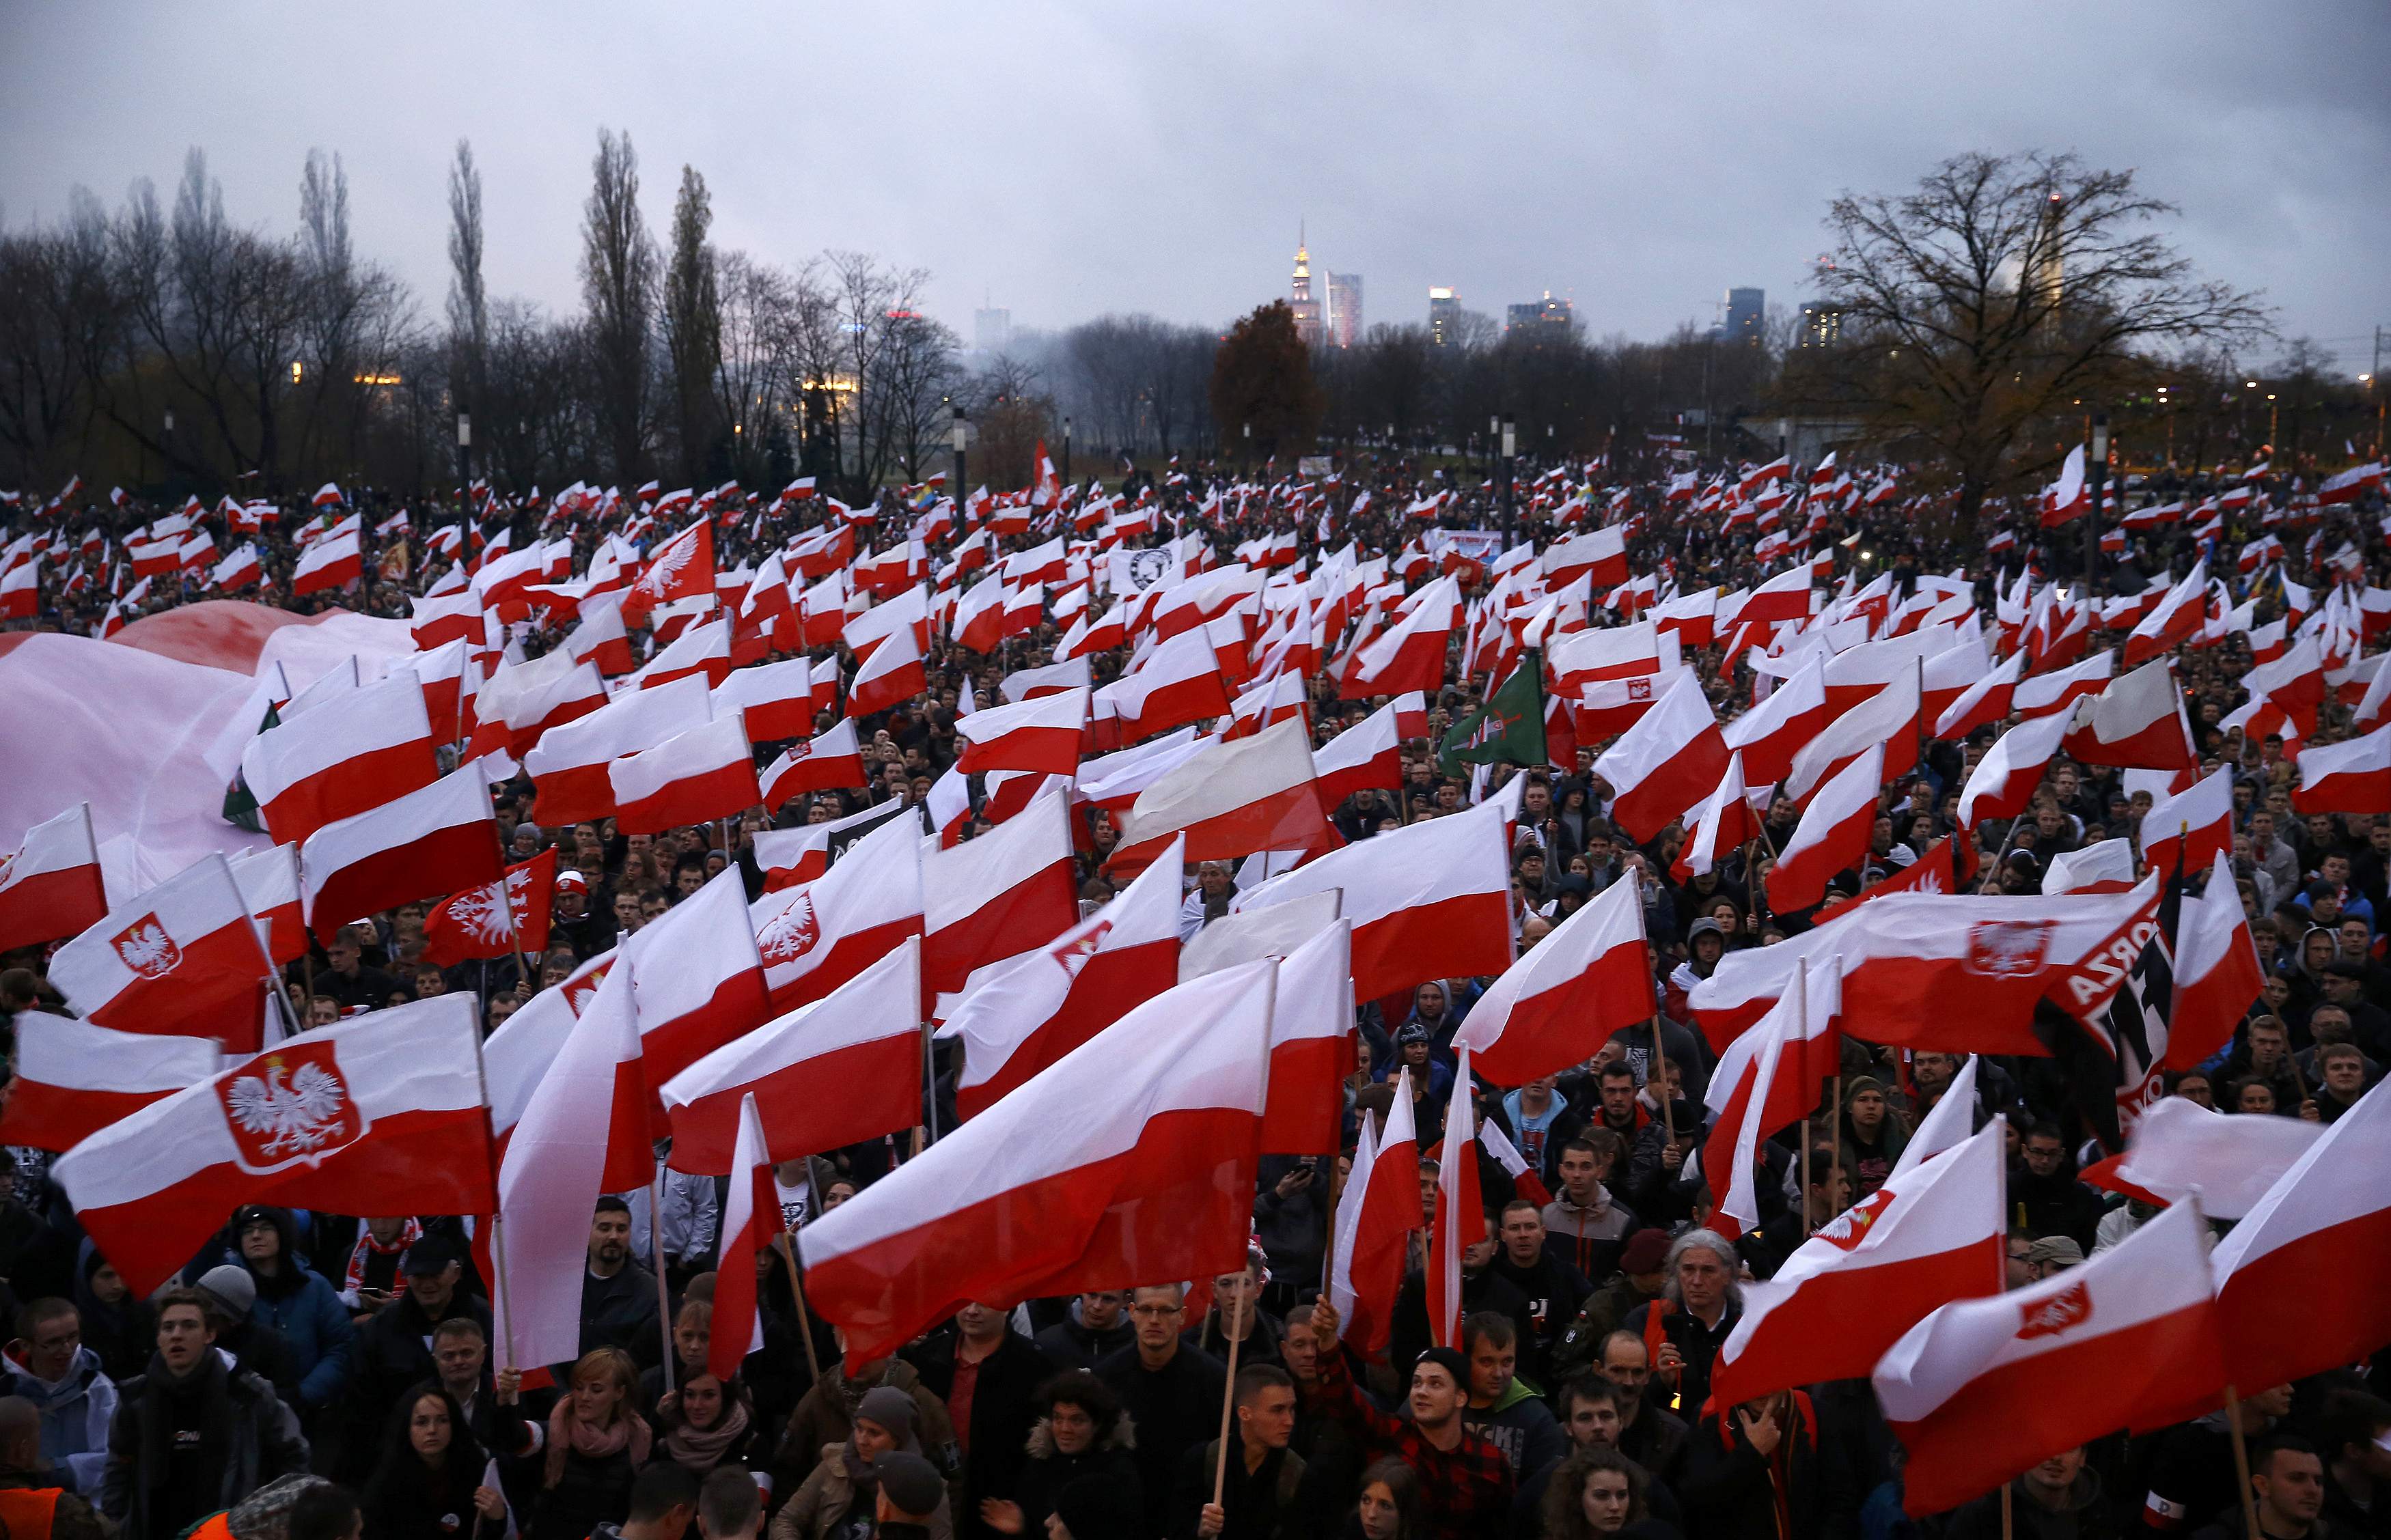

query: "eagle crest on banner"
xmin=217 ymin=1040 xmax=365 ymax=1173
xmin=112 ymin=916 xmax=182 ymax=979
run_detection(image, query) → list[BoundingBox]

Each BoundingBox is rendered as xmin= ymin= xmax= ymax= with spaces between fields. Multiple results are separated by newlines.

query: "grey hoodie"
xmin=2 ymin=1343 xmax=118 ymax=1494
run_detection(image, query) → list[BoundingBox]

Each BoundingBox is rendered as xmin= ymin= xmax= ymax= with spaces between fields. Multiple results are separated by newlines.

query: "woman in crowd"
xmin=1540 ymin=1446 xmax=1674 ymax=1539
xmin=361 ymin=1386 xmax=506 ymax=1540
xmin=535 ymin=1347 xmax=651 ymax=1540
xmin=775 ymin=1384 xmax=953 ymax=1540
xmin=983 ymin=1372 xmax=1139 ymax=1539
xmin=650 ymin=1371 xmax=769 ymax=1483
xmin=1346 ymin=1459 xmax=1428 ymax=1540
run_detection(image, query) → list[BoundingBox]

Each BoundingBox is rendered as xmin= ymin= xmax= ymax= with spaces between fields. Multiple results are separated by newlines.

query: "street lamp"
xmin=2084 ymin=412 xmax=2109 ymax=589
xmin=456 ymin=412 xmax=472 ymax=491
xmin=1062 ymin=416 xmax=1072 ymax=481
xmin=950 ymin=405 xmax=969 ymax=502
xmin=1499 ymin=413 xmax=1517 ymax=542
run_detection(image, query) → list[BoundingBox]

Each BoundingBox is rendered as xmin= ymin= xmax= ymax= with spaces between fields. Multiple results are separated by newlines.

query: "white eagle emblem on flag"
xmin=1049 ymin=919 xmax=1111 ymax=981
xmin=111 ymin=915 xmax=182 ymax=979
xmin=757 ymin=891 xmax=820 ymax=966
xmin=633 ymin=529 xmax=697 ymax=599
xmin=216 ymin=1041 xmax=365 ymax=1173
xmin=446 ymin=873 xmax=523 ymax=947
xmin=2015 ymin=1278 xmax=2092 ymax=1341
xmin=1963 ymin=919 xmax=2054 ymax=979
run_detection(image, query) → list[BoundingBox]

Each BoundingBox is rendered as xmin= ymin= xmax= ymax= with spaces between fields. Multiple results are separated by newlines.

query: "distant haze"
xmin=3 ymin=0 xmax=2386 ymax=363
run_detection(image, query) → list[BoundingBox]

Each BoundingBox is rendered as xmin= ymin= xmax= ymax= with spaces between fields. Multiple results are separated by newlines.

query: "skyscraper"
xmin=1724 ymin=287 xmax=1765 ymax=345
xmin=1428 ymin=287 xmax=1459 ymax=346
xmin=1290 ymin=229 xmax=1321 ymax=346
xmin=1506 ymin=292 xmax=1575 ymax=335
xmin=1323 ymin=270 xmax=1364 ymax=348
xmin=973 ymin=307 xmax=1012 ymax=354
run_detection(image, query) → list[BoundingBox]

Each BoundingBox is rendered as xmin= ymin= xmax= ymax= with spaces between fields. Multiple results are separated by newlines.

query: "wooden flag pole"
xmin=1651 ymin=1016 xmax=1674 ymax=1145
xmin=1828 ymin=1074 xmax=1844 ymax=1215
xmin=650 ymin=1172 xmax=676 ymax=1392
xmin=2223 ymin=1384 xmax=2263 ymax=1540
xmin=1211 ymin=1280 xmax=1247 ymax=1511
xmin=775 ymin=1230 xmax=825 ymax=1386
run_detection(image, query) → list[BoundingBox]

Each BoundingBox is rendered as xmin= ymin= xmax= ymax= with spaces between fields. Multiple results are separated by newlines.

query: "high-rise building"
xmin=1506 ymin=292 xmax=1575 ymax=335
xmin=973 ymin=307 xmax=1011 ymax=354
xmin=1323 ymin=270 xmax=1364 ymax=348
xmin=1427 ymin=286 xmax=1459 ymax=345
xmin=1724 ymin=287 xmax=1765 ymax=345
xmin=1797 ymin=300 xmax=1847 ymax=348
xmin=1290 ymin=229 xmax=1321 ymax=346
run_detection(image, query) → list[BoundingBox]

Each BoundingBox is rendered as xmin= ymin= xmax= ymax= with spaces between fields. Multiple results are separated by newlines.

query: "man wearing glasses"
xmin=1096 ymin=1285 xmax=1227 ymax=1537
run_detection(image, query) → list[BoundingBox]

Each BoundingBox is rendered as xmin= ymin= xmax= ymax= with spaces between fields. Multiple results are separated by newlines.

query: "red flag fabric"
xmin=846 ymin=626 xmax=928 ymax=718
xmin=622 ymin=868 xmax=771 ymax=1117
xmin=1454 ymin=877 xmax=1651 ymax=1086
xmin=1591 ymin=671 xmax=1730 ymax=842
xmin=2059 ymin=658 xmax=2194 ymax=770
xmin=607 ymin=714 xmax=760 ymax=836
xmin=2138 ymin=767 xmax=2232 ymax=879
xmin=523 ymin=675 xmax=712 ymax=826
xmin=712 ymin=656 xmax=825 ymax=743
xmin=1109 ymin=718 xmax=1332 ymax=876
xmin=1427 ymin=1047 xmax=1484 ymax=1350
xmin=1954 ymin=712 xmax=2071 ymax=832
xmin=424 ymin=849 xmax=557 ymax=966
xmin=922 ymin=787 xmax=1080 ymax=996
xmin=1329 ymin=1077 xmax=1424 ymax=1357
xmin=0 ymin=802 xmax=107 ymax=953
xmin=2168 ymin=853 xmax=2265 ymax=1068
xmin=760 ymin=720 xmax=868 ymax=811
xmin=954 ymin=687 xmax=1088 ymax=778
xmin=705 ymin=1092 xmax=776 ymax=1384
xmin=749 ymin=813 xmax=925 ymax=1012
xmin=1769 ymin=744 xmax=1885 ymax=912
xmin=799 ymin=961 xmax=1278 ymax=1364
xmin=53 ymin=994 xmax=498 ymax=1294
xmin=239 ymin=676 xmax=440 ymax=845
xmin=0 ymin=1016 xmax=217 ymax=1153
xmin=289 ymin=529 xmax=361 ymax=595
xmin=1312 ymin=699 xmax=1405 ymax=804
xmin=1262 ymin=918 xmax=1357 ymax=1154
xmin=50 ymin=852 xmax=277 ymax=1052
xmin=2293 ymin=721 xmax=2391 ymax=815
xmin=300 ymin=766 xmax=505 ymax=944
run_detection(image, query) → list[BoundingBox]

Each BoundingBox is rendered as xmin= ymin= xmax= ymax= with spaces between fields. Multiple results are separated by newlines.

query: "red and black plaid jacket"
xmin=1305 ymin=1349 xmax=1515 ymax=1540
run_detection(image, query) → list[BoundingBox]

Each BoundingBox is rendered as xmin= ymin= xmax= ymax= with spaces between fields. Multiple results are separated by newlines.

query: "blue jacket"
xmin=247 ymin=1261 xmax=355 ymax=1408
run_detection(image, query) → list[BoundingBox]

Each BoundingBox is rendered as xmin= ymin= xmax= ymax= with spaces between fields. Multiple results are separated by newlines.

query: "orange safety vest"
xmin=0 ymin=1485 xmax=63 ymax=1540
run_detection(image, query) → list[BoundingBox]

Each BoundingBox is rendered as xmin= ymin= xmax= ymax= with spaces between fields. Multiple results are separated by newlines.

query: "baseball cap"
xmin=2023 ymin=1235 xmax=2084 ymax=1270
xmin=399 ymin=1235 xmax=460 ymax=1276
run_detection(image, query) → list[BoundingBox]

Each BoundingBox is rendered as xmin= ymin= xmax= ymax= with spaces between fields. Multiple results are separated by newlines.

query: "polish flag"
xmin=210 ymin=543 xmax=263 ymax=593
xmin=1427 ymin=1046 xmax=1484 ymax=1350
xmin=2138 ymin=767 xmax=2232 ymax=878
xmin=1715 ymin=1115 xmax=2007 ymax=1408
xmin=1077 ymin=729 xmax=1209 ymax=815
xmin=1770 ymin=744 xmax=1885 ymax=911
xmin=927 ymin=766 xmax=970 ymax=848
xmin=607 ymin=714 xmax=759 ymax=835
xmin=623 ymin=518 xmax=716 ymax=621
xmin=1109 ymin=718 xmax=1331 ymax=876
xmin=2168 ymin=852 xmax=2266 ymax=1068
xmin=923 ymin=787 xmax=1081 ymax=994
xmin=1330 ymin=1070 xmax=1424 ymax=1356
xmin=1874 ymin=1201 xmax=2223 ymax=1517
xmin=424 ymin=850 xmax=556 ymax=967
xmin=956 ymin=687 xmax=1088 ymax=778
xmin=53 ymin=994 xmax=497 ymax=1296
xmin=0 ymin=803 xmax=107 ymax=953
xmin=402 ymin=639 xmax=474 ymax=746
xmin=410 ymin=589 xmax=482 ymax=651
xmin=2011 ymin=649 xmax=2114 ymax=720
xmin=228 ymin=843 xmax=307 ymax=966
xmin=469 ymin=651 xmax=607 ymax=759
xmin=240 ymin=677 xmax=440 ymax=845
xmin=760 ymin=720 xmax=868 ymax=811
xmin=493 ymin=957 xmax=652 ymax=1370
xmin=1105 ymin=628 xmax=1232 ymax=744
xmin=1954 ymin=711 xmax=2072 ymax=831
xmin=1225 ymin=671 xmax=1308 ymax=741
xmin=622 ymin=868 xmax=772 ymax=1113
xmin=2059 ymin=658 xmax=2194 ymax=770
xmin=1342 ymin=576 xmax=1460 ymax=699
xmin=1671 ymin=751 xmax=1768 ymax=882
xmin=1703 ymin=964 xmax=1842 ymax=1236
xmin=2123 ymin=559 xmax=2210 ymax=667
xmin=1454 ymin=877 xmax=1652 ymax=1086
xmin=1263 ymin=919 xmax=1358 ymax=1154
xmin=752 ymin=826 xmax=831 ymax=891
xmin=941 ymin=844 xmax=1181 ymax=1121
xmin=565 ymin=595 xmax=635 ymax=676
xmin=290 ymin=528 xmax=362 ymax=595
xmin=1391 ymin=690 xmax=1429 ymax=740
xmin=1312 ymin=699 xmax=1405 ymax=804
xmin=799 ymin=960 xmax=1277 ymax=1363
xmin=1723 ymin=655 xmax=1829 ymax=785
xmin=662 ymin=939 xmax=922 ymax=1173
xmin=705 ymin=1093 xmax=776 ymax=1383
xmin=300 ymin=766 xmax=505 ymax=944
xmin=843 ymin=584 xmax=930 ymax=660
xmin=1738 ymin=565 xmax=1816 ymax=626
xmin=522 ymin=675 xmax=713 ymax=827
xmin=1235 ymin=799 xmax=1512 ymax=999
xmin=2201 ymin=1080 xmax=2391 ymax=1399
xmin=1541 ymin=526 xmax=1629 ymax=589
xmin=1592 ymin=671 xmax=1730 ymax=842
xmin=49 ymin=853 xmax=276 ymax=1050
xmin=632 ymin=615 xmax=732 ymax=692
xmin=0 ymin=1017 xmax=218 ymax=1153
xmin=2292 ymin=721 xmax=2391 ymax=815
xmin=1000 ymin=654 xmax=1093 ymax=703
xmin=1931 ymin=650 xmax=2023 ymax=741
xmin=2043 ymin=838 xmax=2136 ymax=897
xmin=711 ymin=656 xmax=823 ymax=742
xmin=845 ymin=625 xmax=927 ymax=718
xmin=2078 ymin=1095 xmax=2321 ymax=1219
xmin=1784 ymin=668 xmax=1917 ymax=805
xmin=750 ymin=812 xmax=926 ymax=1011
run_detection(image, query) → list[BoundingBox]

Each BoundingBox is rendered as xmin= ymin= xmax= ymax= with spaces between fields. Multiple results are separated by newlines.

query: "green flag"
xmin=1437 ymin=652 xmax=1547 ymax=776
xmin=221 ymin=703 xmax=279 ymax=832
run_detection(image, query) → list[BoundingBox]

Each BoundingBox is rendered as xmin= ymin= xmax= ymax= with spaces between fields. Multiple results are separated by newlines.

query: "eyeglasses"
xmin=1129 ymin=1304 xmax=1183 ymax=1319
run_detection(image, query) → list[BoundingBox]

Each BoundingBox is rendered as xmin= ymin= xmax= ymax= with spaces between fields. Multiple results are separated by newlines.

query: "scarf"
xmin=344 ymin=1218 xmax=421 ymax=1294
xmin=141 ymin=1352 xmax=231 ymax=1504
xmin=661 ymin=1399 xmax=749 ymax=1473
xmin=544 ymin=1398 xmax=652 ymax=1489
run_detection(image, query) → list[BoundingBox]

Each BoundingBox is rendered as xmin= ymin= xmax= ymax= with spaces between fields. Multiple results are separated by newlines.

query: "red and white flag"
xmin=2292 ymin=720 xmax=2391 ymax=815
xmin=1312 ymin=699 xmax=1404 ymax=804
xmin=1234 ymin=799 xmax=1512 ymax=999
xmin=1723 ymin=656 xmax=1829 ymax=785
xmin=50 ymin=852 xmax=276 ymax=1051
xmin=1102 ymin=628 xmax=1232 ymax=744
xmin=1328 ymin=1074 xmax=1424 ymax=1356
xmin=1109 ymin=717 xmax=1331 ymax=876
xmin=300 ymin=766 xmax=505 ymax=944
xmin=227 ymin=843 xmax=306 ymax=966
xmin=607 ymin=714 xmax=760 ymax=835
xmin=1340 ymin=576 xmax=1459 ymax=699
xmin=749 ymin=812 xmax=926 ymax=1012
xmin=2138 ymin=767 xmax=2231 ymax=878
xmin=711 ymin=656 xmax=821 ymax=742
xmin=470 ymin=651 xmax=608 ymax=760
xmin=922 ymin=787 xmax=1080 ymax=994
xmin=1426 ymin=1046 xmax=1484 ymax=1350
xmin=289 ymin=527 xmax=361 ymax=596
xmin=0 ymin=803 xmax=107 ymax=953
xmin=760 ymin=719 xmax=868 ymax=811
xmin=2123 ymin=559 xmax=2209 ymax=667
xmin=53 ymin=994 xmax=497 ymax=1295
xmin=1932 ymin=650 xmax=2023 ymax=741
xmin=1702 ymin=963 xmax=1842 ymax=1236
xmin=0 ymin=1017 xmax=218 ymax=1153
xmin=2079 ymin=1094 xmax=2321 ymax=1218
xmin=622 ymin=867 xmax=771 ymax=1112
xmin=240 ymin=676 xmax=440 ymax=845
xmin=662 ymin=939 xmax=922 ymax=1173
xmin=845 ymin=625 xmax=927 ymax=718
xmin=705 ymin=1091 xmax=776 ymax=1382
xmin=1954 ymin=711 xmax=2072 ymax=832
xmin=1873 ymin=1201 xmax=2224 ymax=1516
xmin=521 ymin=675 xmax=712 ymax=827
xmin=1784 ymin=667 xmax=1918 ymax=804
xmin=1591 ymin=671 xmax=1730 ymax=841
xmin=955 ymin=687 xmax=1088 ymax=778
xmin=1670 ymin=751 xmax=1768 ymax=883
xmin=939 ymin=842 xmax=1182 ymax=1121
xmin=1454 ymin=877 xmax=1651 ymax=1085
xmin=1769 ymin=743 xmax=1885 ymax=912
xmin=2059 ymin=657 xmax=2193 ymax=770
xmin=1262 ymin=918 xmax=1357 ymax=1154
xmin=424 ymin=849 xmax=556 ymax=966
xmin=2169 ymin=852 xmax=2265 ymax=1067
xmin=801 ymin=961 xmax=1278 ymax=1362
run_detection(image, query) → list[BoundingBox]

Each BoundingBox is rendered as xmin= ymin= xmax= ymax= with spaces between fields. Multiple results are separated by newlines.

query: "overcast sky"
xmin=4 ymin=1 xmax=2386 ymax=369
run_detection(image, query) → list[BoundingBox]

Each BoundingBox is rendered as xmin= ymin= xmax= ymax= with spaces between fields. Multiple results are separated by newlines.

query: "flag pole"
xmin=1650 ymin=1016 xmax=1674 ymax=1147
xmin=1211 ymin=1278 xmax=1247 ymax=1511
xmin=465 ymin=1022 xmax=519 ymax=1375
xmin=1828 ymin=1072 xmax=1844 ymax=1212
xmin=773 ymin=1230 xmax=825 ymax=1386
xmin=2223 ymin=1384 xmax=2263 ymax=1540
xmin=650 ymin=1171 xmax=676 ymax=1392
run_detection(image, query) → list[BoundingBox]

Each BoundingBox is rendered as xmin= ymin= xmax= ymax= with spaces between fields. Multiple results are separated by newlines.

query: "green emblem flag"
xmin=1437 ymin=652 xmax=1547 ymax=776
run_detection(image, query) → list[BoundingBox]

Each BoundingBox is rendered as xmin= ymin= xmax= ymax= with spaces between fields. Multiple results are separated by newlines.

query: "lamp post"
xmin=1499 ymin=413 xmax=1517 ymax=543
xmin=1062 ymin=416 xmax=1072 ymax=481
xmin=2084 ymin=412 xmax=2108 ymax=590
xmin=951 ymin=406 xmax=968 ymax=504
xmin=456 ymin=412 xmax=472 ymax=496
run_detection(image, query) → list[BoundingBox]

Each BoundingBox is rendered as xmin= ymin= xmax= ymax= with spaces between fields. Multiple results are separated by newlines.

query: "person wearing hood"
xmin=980 ymin=1371 xmax=1141 ymax=1540
xmin=2008 ymin=1123 xmax=2107 ymax=1255
xmin=1 ymin=1298 xmax=118 ymax=1495
xmin=72 ymin=1246 xmax=152 ymax=1382
xmin=776 ymin=1338 xmax=959 ymax=1501
xmin=1939 ymin=1444 xmax=2117 ymax=1539
xmin=100 ymin=1288 xmax=309 ymax=1540
xmin=1833 ymin=1078 xmax=1909 ymax=1199
xmin=221 ymin=1207 xmax=355 ymax=1416
xmin=1031 ymin=1293 xmax=1133 ymax=1374
xmin=191 ymin=1268 xmax=304 ymax=1417
xmin=773 ymin=1385 xmax=955 ymax=1540
xmin=358 ymin=1384 xmax=507 ymax=1540
xmin=1660 ymin=919 xmax=1729 ymax=1026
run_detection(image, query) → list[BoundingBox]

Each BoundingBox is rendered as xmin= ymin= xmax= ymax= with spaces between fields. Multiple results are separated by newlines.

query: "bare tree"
xmin=579 ymin=128 xmax=657 ymax=484
xmin=661 ymin=164 xmax=721 ymax=486
xmin=1786 ymin=150 xmax=2271 ymax=519
xmin=294 ymin=148 xmax=414 ymax=479
xmin=713 ymin=252 xmax=803 ymax=486
xmin=447 ymin=139 xmax=487 ymax=457
xmin=0 ymin=191 xmax=117 ymax=485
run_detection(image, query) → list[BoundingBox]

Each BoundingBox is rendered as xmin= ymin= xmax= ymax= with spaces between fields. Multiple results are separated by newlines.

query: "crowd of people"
xmin=0 ymin=439 xmax=2387 ymax=1540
